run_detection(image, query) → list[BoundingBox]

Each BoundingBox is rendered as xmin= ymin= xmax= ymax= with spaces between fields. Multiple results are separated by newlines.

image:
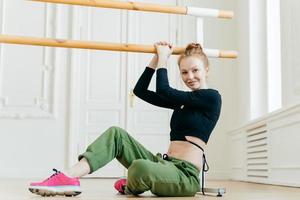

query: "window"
xmin=266 ymin=0 xmax=282 ymax=112
xmin=249 ymin=0 xmax=282 ymax=120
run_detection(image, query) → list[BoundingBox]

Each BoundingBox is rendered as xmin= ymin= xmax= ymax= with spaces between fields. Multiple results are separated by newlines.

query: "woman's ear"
xmin=205 ymin=67 xmax=209 ymax=77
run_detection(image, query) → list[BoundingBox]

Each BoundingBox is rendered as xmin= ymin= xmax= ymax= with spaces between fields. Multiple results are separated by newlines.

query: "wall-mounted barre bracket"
xmin=0 ymin=34 xmax=238 ymax=59
xmin=29 ymin=0 xmax=234 ymax=19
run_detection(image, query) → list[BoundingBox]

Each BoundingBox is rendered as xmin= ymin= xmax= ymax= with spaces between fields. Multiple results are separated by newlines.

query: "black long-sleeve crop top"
xmin=133 ymin=67 xmax=222 ymax=144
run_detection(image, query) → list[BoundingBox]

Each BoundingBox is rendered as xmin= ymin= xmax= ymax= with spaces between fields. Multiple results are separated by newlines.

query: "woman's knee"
xmin=106 ymin=126 xmax=127 ymax=137
xmin=107 ymin=126 xmax=121 ymax=132
xmin=128 ymin=159 xmax=153 ymax=179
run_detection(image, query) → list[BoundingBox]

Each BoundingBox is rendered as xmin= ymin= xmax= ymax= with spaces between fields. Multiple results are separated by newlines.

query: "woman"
xmin=29 ymin=42 xmax=222 ymax=197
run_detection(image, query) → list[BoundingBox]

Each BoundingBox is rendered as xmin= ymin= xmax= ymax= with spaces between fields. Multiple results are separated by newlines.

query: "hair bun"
xmin=185 ymin=43 xmax=203 ymax=55
xmin=178 ymin=42 xmax=209 ymax=68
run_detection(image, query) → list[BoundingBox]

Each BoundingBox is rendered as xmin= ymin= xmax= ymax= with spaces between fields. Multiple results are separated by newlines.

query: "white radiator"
xmin=246 ymin=124 xmax=268 ymax=180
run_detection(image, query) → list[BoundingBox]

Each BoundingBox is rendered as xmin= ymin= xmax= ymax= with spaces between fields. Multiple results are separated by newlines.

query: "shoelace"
xmin=121 ymin=185 xmax=126 ymax=194
xmin=45 ymin=168 xmax=61 ymax=181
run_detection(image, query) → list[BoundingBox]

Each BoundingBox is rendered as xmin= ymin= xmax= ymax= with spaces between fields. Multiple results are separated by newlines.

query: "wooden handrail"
xmin=30 ymin=0 xmax=234 ymax=19
xmin=0 ymin=34 xmax=238 ymax=58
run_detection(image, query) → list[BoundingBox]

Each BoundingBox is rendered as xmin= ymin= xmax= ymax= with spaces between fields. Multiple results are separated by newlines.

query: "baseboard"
xmin=0 ymin=168 xmax=62 ymax=179
xmin=206 ymin=170 xmax=230 ymax=180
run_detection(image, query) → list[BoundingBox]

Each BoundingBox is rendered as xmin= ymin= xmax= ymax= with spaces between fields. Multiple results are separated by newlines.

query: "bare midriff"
xmin=167 ymin=136 xmax=206 ymax=171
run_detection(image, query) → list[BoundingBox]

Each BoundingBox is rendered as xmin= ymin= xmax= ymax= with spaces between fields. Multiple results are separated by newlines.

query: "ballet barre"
xmin=0 ymin=34 xmax=238 ymax=58
xmin=30 ymin=0 xmax=234 ymax=19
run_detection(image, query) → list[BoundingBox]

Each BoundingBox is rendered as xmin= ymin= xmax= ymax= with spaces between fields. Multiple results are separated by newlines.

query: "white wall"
xmin=281 ymin=0 xmax=300 ymax=107
xmin=0 ymin=1 xmax=73 ymax=178
xmin=235 ymin=0 xmax=300 ymax=124
xmin=203 ymin=0 xmax=300 ymax=180
xmin=227 ymin=0 xmax=300 ymax=186
xmin=0 ymin=0 xmax=237 ymax=180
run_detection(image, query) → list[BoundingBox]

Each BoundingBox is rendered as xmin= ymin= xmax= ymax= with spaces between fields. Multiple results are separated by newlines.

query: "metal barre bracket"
xmin=198 ymin=187 xmax=226 ymax=197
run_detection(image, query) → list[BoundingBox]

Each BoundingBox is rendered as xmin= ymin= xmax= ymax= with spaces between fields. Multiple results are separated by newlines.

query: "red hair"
xmin=178 ymin=43 xmax=209 ymax=69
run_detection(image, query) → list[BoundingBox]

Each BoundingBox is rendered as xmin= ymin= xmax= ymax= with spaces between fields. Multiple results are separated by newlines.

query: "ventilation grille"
xmin=246 ymin=123 xmax=268 ymax=179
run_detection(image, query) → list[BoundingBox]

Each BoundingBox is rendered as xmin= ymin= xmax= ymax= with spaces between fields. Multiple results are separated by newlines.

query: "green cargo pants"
xmin=78 ymin=126 xmax=200 ymax=197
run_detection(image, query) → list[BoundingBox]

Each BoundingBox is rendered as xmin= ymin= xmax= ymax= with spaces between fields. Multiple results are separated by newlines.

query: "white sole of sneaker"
xmin=29 ymin=186 xmax=81 ymax=197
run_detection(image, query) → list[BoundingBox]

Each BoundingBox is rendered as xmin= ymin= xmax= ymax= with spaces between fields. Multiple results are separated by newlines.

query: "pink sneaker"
xmin=29 ymin=169 xmax=81 ymax=197
xmin=114 ymin=178 xmax=127 ymax=194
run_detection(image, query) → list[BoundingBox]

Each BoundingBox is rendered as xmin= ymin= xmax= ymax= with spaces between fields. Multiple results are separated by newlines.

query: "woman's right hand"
xmin=147 ymin=41 xmax=173 ymax=70
xmin=155 ymin=41 xmax=173 ymax=68
xmin=155 ymin=41 xmax=173 ymax=60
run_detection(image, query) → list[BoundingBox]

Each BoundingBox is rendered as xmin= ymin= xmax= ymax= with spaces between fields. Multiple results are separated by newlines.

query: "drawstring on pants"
xmin=187 ymin=141 xmax=209 ymax=195
xmin=162 ymin=141 xmax=209 ymax=195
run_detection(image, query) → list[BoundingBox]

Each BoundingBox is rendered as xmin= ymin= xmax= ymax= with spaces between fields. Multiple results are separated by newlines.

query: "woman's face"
xmin=179 ymin=56 xmax=208 ymax=90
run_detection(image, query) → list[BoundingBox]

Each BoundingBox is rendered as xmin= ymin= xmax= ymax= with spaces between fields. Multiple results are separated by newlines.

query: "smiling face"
xmin=179 ymin=55 xmax=209 ymax=90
